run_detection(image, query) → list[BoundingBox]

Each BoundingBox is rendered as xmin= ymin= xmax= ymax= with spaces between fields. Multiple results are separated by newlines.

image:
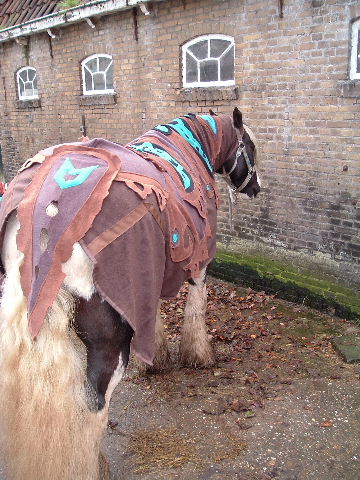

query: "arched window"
xmin=17 ymin=67 xmax=38 ymax=100
xmin=350 ymin=18 xmax=360 ymax=80
xmin=81 ymin=54 xmax=114 ymax=95
xmin=182 ymin=35 xmax=235 ymax=88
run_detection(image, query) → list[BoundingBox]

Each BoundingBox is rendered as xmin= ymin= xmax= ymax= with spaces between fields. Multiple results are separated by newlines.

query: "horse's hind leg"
xmin=179 ymin=267 xmax=215 ymax=368
xmin=74 ymin=293 xmax=133 ymax=480
xmin=136 ymin=301 xmax=171 ymax=373
xmin=74 ymin=293 xmax=133 ymax=411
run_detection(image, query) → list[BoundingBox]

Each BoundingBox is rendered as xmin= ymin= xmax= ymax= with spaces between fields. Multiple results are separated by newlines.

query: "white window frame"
xmin=182 ymin=34 xmax=235 ymax=88
xmin=16 ymin=66 xmax=39 ymax=100
xmin=81 ymin=54 xmax=114 ymax=96
xmin=350 ymin=18 xmax=360 ymax=80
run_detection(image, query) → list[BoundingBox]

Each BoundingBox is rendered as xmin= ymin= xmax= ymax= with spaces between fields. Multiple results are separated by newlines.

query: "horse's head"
xmin=215 ymin=107 xmax=261 ymax=200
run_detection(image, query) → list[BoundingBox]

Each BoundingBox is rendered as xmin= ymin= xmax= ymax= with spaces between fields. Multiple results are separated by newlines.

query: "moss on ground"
xmin=209 ymin=249 xmax=359 ymax=322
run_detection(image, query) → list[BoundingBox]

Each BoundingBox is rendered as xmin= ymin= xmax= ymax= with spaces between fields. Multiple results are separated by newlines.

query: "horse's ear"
xmin=209 ymin=109 xmax=217 ymax=116
xmin=233 ymin=107 xmax=243 ymax=130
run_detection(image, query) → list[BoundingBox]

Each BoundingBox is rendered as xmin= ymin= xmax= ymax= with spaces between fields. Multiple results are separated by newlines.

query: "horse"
xmin=0 ymin=107 xmax=260 ymax=480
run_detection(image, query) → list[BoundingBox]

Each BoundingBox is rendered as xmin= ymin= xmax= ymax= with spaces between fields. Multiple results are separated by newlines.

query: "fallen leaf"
xmin=320 ymin=420 xmax=333 ymax=428
xmin=108 ymin=419 xmax=119 ymax=429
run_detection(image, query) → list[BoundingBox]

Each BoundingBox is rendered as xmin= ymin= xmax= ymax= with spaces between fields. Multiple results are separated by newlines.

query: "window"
xmin=182 ymin=35 xmax=235 ymax=88
xmin=81 ymin=54 xmax=114 ymax=95
xmin=17 ymin=67 xmax=38 ymax=100
xmin=350 ymin=18 xmax=360 ymax=80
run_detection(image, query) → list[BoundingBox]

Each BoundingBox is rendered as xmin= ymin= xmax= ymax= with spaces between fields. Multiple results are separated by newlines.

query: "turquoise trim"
xmin=155 ymin=117 xmax=213 ymax=174
xmin=169 ymin=118 xmax=213 ymax=173
xmin=154 ymin=124 xmax=170 ymax=134
xmin=129 ymin=141 xmax=193 ymax=192
xmin=200 ymin=115 xmax=217 ymax=133
xmin=54 ymin=157 xmax=99 ymax=190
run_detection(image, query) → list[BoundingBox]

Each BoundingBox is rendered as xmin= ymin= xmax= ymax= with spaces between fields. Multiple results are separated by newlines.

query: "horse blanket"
xmin=0 ymin=114 xmax=238 ymax=363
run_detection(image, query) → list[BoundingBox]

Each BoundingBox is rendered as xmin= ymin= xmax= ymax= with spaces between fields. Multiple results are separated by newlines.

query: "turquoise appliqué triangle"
xmin=54 ymin=157 xmax=99 ymax=189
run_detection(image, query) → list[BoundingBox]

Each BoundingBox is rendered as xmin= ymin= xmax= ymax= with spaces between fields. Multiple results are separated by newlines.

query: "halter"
xmin=218 ymin=128 xmax=256 ymax=203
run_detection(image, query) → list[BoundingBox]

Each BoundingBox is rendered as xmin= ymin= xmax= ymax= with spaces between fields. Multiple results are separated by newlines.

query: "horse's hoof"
xmin=180 ymin=355 xmax=215 ymax=368
xmin=135 ymin=349 xmax=172 ymax=374
xmin=179 ymin=347 xmax=215 ymax=369
xmin=180 ymin=358 xmax=216 ymax=369
xmin=152 ymin=348 xmax=172 ymax=372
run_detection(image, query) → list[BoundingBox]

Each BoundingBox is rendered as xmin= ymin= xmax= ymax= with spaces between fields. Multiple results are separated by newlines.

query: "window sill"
xmin=16 ymin=99 xmax=41 ymax=109
xmin=176 ymin=85 xmax=239 ymax=102
xmin=337 ymin=80 xmax=360 ymax=98
xmin=79 ymin=94 xmax=117 ymax=106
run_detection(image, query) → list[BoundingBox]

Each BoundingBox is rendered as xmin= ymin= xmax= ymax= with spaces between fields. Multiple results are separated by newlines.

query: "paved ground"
xmin=103 ymin=279 xmax=359 ymax=480
xmin=105 ymin=375 xmax=358 ymax=480
xmin=1 ymin=278 xmax=359 ymax=479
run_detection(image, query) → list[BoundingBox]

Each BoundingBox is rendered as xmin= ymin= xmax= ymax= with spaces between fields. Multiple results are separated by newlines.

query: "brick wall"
xmin=0 ymin=0 xmax=359 ymax=288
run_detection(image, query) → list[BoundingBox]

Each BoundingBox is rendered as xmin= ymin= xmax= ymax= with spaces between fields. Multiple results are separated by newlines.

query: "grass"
xmin=58 ymin=0 xmax=81 ymax=10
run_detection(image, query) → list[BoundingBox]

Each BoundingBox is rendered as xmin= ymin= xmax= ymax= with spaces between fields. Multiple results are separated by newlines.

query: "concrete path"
xmin=1 ymin=279 xmax=359 ymax=479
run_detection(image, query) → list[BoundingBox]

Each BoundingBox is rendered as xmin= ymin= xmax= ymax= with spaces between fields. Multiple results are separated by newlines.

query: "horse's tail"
xmin=0 ymin=214 xmax=106 ymax=480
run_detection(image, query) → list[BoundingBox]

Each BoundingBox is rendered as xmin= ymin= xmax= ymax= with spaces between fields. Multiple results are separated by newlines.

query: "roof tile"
xmin=0 ymin=0 xmax=87 ymax=30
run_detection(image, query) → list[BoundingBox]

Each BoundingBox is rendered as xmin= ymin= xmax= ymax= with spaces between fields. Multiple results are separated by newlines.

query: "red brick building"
xmin=0 ymin=0 xmax=359 ymax=316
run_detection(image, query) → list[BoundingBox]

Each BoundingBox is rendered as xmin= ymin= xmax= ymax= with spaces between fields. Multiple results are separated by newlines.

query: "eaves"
xmin=0 ymin=0 xmax=167 ymax=44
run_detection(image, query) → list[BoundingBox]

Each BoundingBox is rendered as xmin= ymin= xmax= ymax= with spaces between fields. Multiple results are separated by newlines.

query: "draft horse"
xmin=0 ymin=108 xmax=260 ymax=480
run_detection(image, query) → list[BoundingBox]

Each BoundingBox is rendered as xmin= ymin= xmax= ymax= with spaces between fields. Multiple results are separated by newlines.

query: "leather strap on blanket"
xmin=87 ymin=201 xmax=164 ymax=256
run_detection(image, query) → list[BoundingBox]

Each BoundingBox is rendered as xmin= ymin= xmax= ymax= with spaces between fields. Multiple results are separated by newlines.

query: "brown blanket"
xmin=0 ymin=114 xmax=238 ymax=363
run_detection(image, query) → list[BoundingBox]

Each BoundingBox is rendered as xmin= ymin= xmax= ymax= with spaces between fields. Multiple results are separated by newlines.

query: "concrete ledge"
xmin=16 ymin=99 xmax=41 ymax=109
xmin=176 ymin=86 xmax=239 ymax=102
xmin=209 ymin=248 xmax=360 ymax=322
xmin=331 ymin=336 xmax=360 ymax=363
xmin=79 ymin=94 xmax=117 ymax=106
xmin=216 ymin=235 xmax=360 ymax=292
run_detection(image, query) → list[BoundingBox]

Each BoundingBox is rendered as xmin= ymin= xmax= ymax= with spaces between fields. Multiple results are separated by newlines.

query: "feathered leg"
xmin=179 ymin=267 xmax=215 ymax=368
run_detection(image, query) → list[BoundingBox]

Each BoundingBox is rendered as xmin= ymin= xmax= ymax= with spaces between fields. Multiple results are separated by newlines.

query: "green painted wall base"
xmin=209 ymin=249 xmax=360 ymax=323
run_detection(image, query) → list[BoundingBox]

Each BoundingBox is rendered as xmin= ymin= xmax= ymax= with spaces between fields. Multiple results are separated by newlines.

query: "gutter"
xmin=0 ymin=0 xmax=166 ymax=43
